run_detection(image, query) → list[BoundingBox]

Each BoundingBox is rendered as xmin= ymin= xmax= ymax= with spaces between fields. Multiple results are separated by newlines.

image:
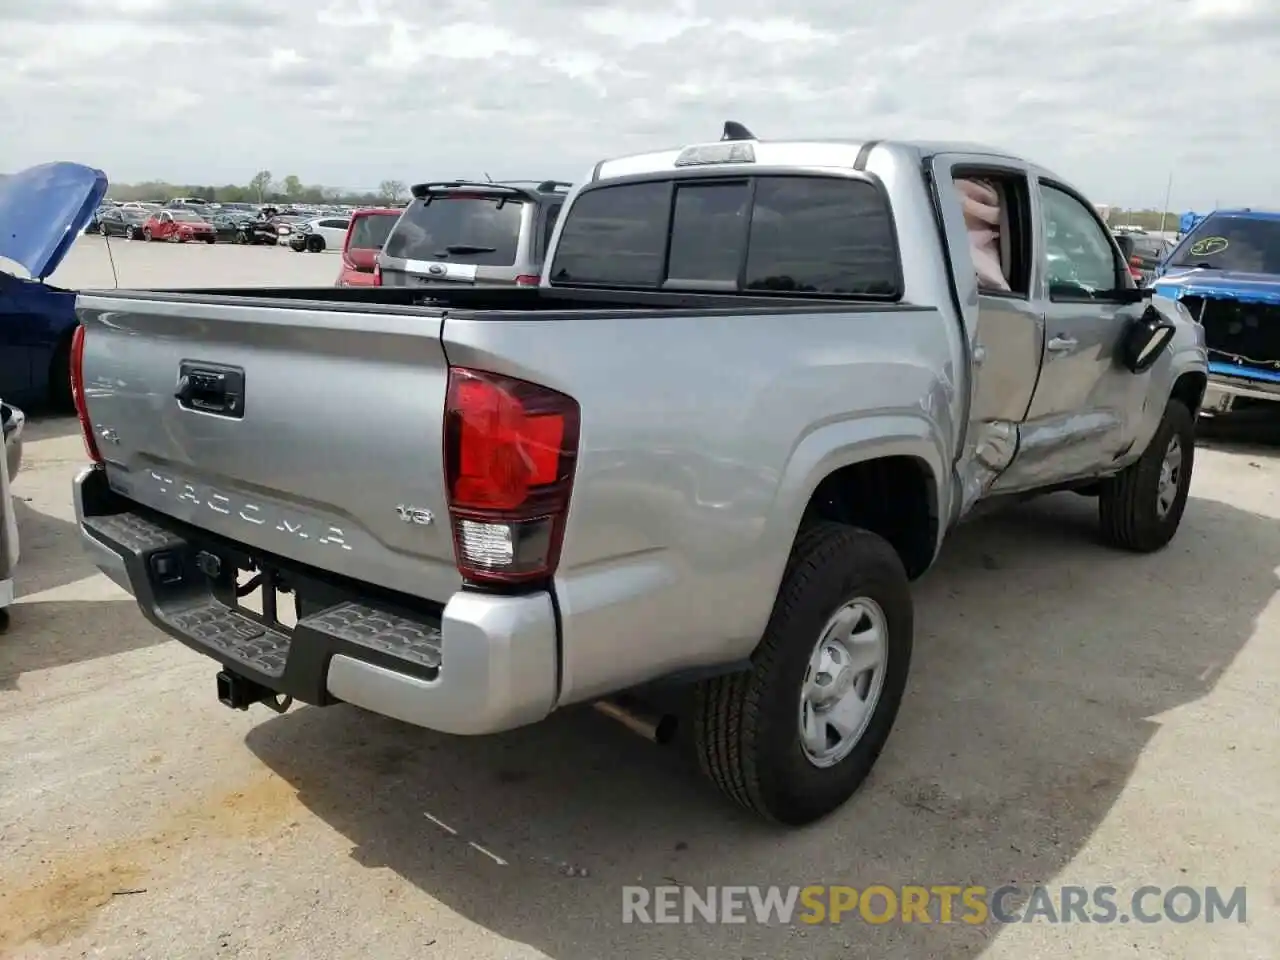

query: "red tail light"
xmin=443 ymin=368 xmax=580 ymax=585
xmin=515 ymin=274 xmax=540 ymax=286
xmin=70 ymin=324 xmax=102 ymax=464
xmin=1129 ymin=255 xmax=1142 ymax=267
xmin=372 ymin=261 xmax=383 ymax=286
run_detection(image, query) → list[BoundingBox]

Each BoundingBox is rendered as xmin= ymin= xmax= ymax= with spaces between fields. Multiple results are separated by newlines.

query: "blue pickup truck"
xmin=0 ymin=162 xmax=108 ymax=412
xmin=1153 ymin=209 xmax=1280 ymax=413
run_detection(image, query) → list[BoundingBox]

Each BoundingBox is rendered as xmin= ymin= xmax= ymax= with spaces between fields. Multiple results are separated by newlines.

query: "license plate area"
xmin=233 ymin=564 xmax=298 ymax=633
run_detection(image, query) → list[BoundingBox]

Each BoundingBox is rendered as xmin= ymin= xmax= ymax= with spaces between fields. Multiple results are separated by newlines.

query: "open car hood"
xmin=0 ymin=161 xmax=108 ymax=279
xmin=1153 ymin=268 xmax=1280 ymax=307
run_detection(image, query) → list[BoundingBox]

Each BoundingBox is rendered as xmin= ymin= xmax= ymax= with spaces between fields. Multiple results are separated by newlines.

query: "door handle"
xmin=1046 ymin=335 xmax=1077 ymax=353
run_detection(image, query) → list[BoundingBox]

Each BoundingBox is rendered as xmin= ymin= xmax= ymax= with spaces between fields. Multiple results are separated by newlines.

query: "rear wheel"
xmin=692 ymin=523 xmax=913 ymax=825
xmin=205 ymin=236 xmax=215 ymax=244
xmin=142 ymin=228 xmax=153 ymax=241
xmin=1099 ymin=398 xmax=1195 ymax=552
xmin=0 ymin=607 xmax=10 ymax=635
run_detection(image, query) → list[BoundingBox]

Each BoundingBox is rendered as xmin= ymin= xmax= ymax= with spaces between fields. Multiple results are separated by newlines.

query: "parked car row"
xmin=1112 ymin=229 xmax=1177 ymax=285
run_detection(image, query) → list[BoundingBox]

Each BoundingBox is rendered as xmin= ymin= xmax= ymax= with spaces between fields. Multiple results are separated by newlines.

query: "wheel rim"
xmin=799 ymin=597 xmax=889 ymax=768
xmin=1156 ymin=434 xmax=1183 ymax=519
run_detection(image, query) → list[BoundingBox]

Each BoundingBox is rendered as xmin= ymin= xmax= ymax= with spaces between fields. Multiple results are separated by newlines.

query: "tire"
xmin=306 ymin=236 xmax=325 ymax=253
xmin=692 ymin=522 xmax=913 ymax=825
xmin=0 ymin=607 xmax=9 ymax=635
xmin=48 ymin=338 xmax=74 ymax=413
xmin=1098 ymin=398 xmax=1195 ymax=552
xmin=205 ymin=236 xmax=215 ymax=244
xmin=143 ymin=228 xmax=153 ymax=241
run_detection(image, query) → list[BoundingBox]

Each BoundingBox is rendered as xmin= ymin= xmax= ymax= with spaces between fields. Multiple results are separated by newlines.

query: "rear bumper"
xmin=73 ymin=465 xmax=559 ymax=734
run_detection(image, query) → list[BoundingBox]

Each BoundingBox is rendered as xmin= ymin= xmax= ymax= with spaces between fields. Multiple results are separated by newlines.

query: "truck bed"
xmin=75 ymin=283 xmax=954 ymax=701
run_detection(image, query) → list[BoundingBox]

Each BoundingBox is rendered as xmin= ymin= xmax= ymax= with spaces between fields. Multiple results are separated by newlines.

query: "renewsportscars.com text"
xmin=622 ymin=884 xmax=1247 ymax=925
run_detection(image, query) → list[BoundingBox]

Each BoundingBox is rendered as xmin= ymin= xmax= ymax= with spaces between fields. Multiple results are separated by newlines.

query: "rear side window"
xmin=549 ymin=175 xmax=900 ymax=297
xmin=383 ymin=195 xmax=524 ymax=265
xmin=542 ymin=203 xmax=563 ymax=254
xmin=348 ymin=213 xmax=396 ymax=250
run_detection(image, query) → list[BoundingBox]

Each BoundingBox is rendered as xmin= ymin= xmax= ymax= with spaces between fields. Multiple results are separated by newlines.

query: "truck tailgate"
xmin=76 ymin=293 xmax=461 ymax=603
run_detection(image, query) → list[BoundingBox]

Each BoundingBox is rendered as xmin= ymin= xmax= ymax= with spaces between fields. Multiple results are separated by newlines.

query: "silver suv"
xmin=375 ymin=179 xmax=570 ymax=287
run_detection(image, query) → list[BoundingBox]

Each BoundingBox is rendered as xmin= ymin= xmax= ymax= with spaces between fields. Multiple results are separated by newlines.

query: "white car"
xmin=288 ymin=215 xmax=352 ymax=252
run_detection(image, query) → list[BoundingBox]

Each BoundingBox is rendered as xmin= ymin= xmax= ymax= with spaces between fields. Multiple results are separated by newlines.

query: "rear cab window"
xmin=548 ymin=175 xmax=902 ymax=297
xmin=383 ymin=193 xmax=525 ymax=266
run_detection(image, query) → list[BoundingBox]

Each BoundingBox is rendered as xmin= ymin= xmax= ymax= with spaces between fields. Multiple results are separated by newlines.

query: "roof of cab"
xmin=591 ymin=133 xmax=1023 ymax=182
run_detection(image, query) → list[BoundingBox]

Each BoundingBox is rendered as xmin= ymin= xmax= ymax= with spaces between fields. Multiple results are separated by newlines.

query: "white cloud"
xmin=0 ymin=0 xmax=1277 ymax=208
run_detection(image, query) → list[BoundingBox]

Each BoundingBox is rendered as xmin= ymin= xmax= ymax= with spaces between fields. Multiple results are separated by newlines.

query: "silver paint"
xmin=73 ymin=136 xmax=1208 ymax=731
xmin=395 ymin=505 xmax=435 ymax=526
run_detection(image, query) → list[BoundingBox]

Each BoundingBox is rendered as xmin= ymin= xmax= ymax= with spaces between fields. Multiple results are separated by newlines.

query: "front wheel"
xmin=0 ymin=607 xmax=9 ymax=634
xmin=1098 ymin=398 xmax=1195 ymax=552
xmin=692 ymin=522 xmax=913 ymax=825
xmin=306 ymin=235 xmax=325 ymax=253
xmin=142 ymin=228 xmax=153 ymax=241
xmin=205 ymin=236 xmax=215 ymax=244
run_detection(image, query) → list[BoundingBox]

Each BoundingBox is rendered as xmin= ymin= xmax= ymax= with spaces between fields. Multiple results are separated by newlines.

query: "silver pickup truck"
xmin=63 ymin=127 xmax=1207 ymax=826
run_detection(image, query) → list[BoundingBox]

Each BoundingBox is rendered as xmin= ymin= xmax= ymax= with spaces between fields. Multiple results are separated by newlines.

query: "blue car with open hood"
xmin=1152 ymin=209 xmax=1280 ymax=414
xmin=0 ymin=161 xmax=109 ymax=411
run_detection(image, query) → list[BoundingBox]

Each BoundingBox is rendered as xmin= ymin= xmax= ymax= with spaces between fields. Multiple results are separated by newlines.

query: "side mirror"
xmin=1121 ymin=306 xmax=1176 ymax=374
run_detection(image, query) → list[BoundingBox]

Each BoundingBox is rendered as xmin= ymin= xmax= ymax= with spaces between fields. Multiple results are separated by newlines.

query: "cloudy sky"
xmin=2 ymin=0 xmax=1277 ymax=209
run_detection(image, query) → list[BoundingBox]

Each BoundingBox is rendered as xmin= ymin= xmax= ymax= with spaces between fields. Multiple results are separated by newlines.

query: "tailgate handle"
xmin=175 ymin=362 xmax=245 ymax=418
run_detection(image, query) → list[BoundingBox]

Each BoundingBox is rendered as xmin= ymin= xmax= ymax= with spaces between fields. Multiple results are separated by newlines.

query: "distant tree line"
xmin=1101 ymin=209 xmax=1186 ymax=232
xmin=106 ymin=170 xmax=409 ymax=207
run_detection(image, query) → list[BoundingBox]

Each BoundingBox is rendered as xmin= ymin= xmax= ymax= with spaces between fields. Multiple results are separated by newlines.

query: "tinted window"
xmin=1170 ymin=214 xmax=1280 ymax=274
xmin=667 ymin=181 xmax=751 ymax=283
xmin=744 ymin=178 xmax=899 ymax=295
xmin=383 ymin=195 xmax=523 ymax=265
xmin=1039 ymin=184 xmax=1118 ymax=296
xmin=542 ymin=203 xmax=562 ymax=254
xmin=349 ymin=213 xmax=395 ymax=250
xmin=550 ymin=181 xmax=669 ymax=285
xmin=320 ymin=219 xmax=350 ymax=230
xmin=1131 ymin=237 xmax=1162 ymax=257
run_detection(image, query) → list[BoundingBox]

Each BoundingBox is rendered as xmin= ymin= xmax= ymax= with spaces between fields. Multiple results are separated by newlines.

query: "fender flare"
xmin=761 ymin=413 xmax=950 ymax=574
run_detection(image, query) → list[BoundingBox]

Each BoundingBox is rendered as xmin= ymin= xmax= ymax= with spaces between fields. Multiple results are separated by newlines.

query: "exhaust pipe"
xmin=593 ymin=698 xmax=678 ymax=744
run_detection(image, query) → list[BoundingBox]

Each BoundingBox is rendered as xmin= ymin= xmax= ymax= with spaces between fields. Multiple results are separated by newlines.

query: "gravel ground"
xmin=2 ymin=238 xmax=1278 ymax=959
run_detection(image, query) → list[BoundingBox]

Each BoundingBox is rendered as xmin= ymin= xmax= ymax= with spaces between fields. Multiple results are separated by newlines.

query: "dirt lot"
xmin=2 ymin=238 xmax=1278 ymax=959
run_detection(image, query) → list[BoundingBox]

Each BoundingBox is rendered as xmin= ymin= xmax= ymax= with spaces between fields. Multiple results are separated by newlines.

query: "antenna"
xmin=103 ymin=233 xmax=120 ymax=289
xmin=484 ymin=171 xmax=494 ymax=182
xmin=721 ymin=121 xmax=755 ymax=141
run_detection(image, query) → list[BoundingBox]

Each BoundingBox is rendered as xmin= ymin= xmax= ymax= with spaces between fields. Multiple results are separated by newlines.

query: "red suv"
xmin=336 ymin=208 xmax=399 ymax=286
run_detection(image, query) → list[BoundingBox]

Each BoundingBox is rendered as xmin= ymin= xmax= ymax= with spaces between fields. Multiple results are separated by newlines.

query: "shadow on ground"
xmin=9 ymin=498 xmax=98 ymax=598
xmin=1197 ymin=408 xmax=1280 ymax=454
xmin=244 ymin=490 xmax=1276 ymax=959
xmin=0 ymin=499 xmax=163 ymax=689
xmin=15 ymin=413 xmax=79 ymax=444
